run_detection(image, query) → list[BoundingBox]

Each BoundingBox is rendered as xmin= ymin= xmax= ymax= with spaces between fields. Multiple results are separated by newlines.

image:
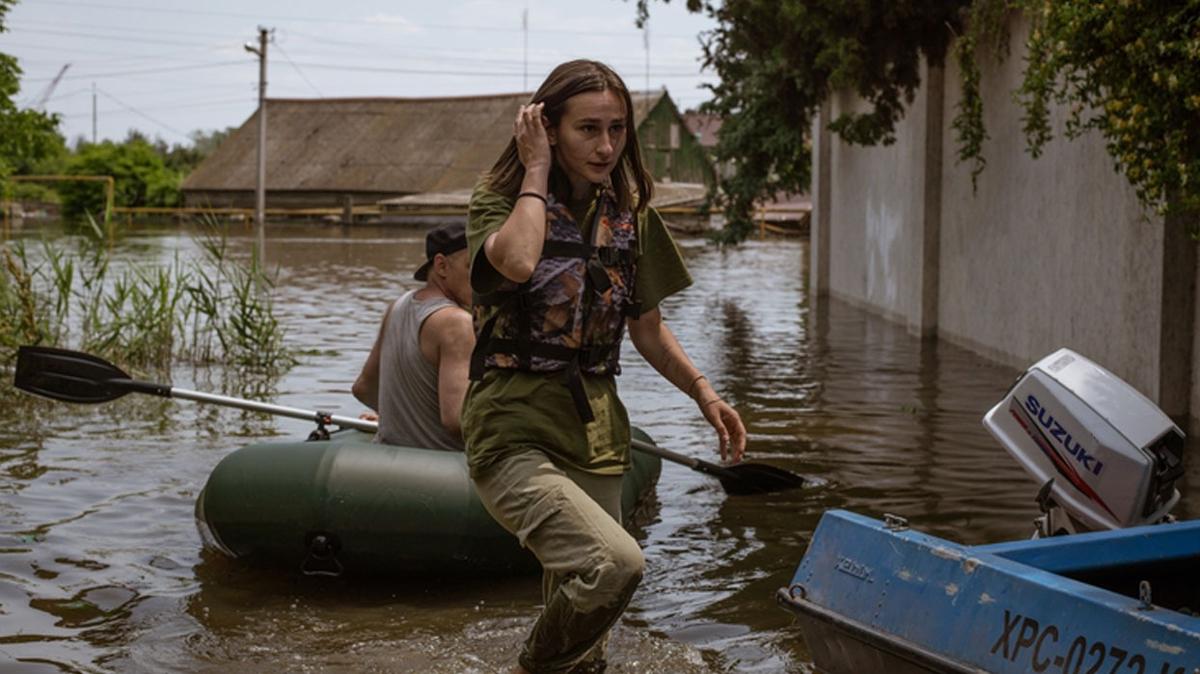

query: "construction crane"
xmin=32 ymin=63 xmax=71 ymax=110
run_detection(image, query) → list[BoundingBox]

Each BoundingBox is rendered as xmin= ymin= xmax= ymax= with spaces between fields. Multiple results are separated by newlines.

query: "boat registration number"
xmin=989 ymin=609 xmax=1190 ymax=674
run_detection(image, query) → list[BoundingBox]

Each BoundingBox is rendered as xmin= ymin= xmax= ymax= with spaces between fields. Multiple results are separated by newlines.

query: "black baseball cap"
xmin=413 ymin=222 xmax=468 ymax=281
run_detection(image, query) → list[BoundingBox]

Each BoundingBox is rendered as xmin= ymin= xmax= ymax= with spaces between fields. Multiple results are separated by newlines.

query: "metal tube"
xmin=169 ymin=387 xmax=378 ymax=433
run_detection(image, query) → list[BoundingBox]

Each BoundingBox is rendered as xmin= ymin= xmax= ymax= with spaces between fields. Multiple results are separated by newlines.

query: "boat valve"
xmin=883 ymin=514 xmax=909 ymax=531
xmin=301 ymin=531 xmax=344 ymax=577
xmin=1139 ymin=580 xmax=1154 ymax=610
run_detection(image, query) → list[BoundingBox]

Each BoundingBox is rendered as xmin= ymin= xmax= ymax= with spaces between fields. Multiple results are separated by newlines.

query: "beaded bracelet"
xmin=517 ymin=191 xmax=547 ymax=205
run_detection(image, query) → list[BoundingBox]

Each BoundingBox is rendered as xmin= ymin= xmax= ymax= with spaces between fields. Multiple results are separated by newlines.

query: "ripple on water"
xmin=0 ymin=228 xmax=1143 ymax=673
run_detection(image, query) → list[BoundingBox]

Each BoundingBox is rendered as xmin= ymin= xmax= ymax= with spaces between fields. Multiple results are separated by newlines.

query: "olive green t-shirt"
xmin=463 ymin=182 xmax=692 ymax=476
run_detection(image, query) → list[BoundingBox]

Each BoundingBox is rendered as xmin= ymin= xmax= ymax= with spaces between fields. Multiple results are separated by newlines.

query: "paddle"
xmin=13 ymin=345 xmax=806 ymax=495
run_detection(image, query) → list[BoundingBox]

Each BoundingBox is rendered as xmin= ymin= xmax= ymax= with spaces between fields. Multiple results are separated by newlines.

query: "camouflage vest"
xmin=469 ymin=189 xmax=639 ymax=423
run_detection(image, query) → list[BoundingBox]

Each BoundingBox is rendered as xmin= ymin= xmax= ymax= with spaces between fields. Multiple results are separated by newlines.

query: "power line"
xmin=23 ymin=60 xmax=247 ymax=82
xmin=281 ymin=60 xmax=715 ymax=80
xmin=10 ymin=26 xmax=216 ymax=47
xmin=2 ymin=40 xmax=238 ymax=69
xmin=28 ymin=0 xmax=701 ymax=38
xmin=273 ymin=41 xmax=322 ymax=97
xmin=13 ymin=17 xmax=246 ymax=41
xmin=94 ymin=87 xmax=219 ymax=138
xmin=279 ymin=29 xmax=704 ymax=73
xmin=43 ymin=81 xmax=255 ymax=104
xmin=63 ymin=95 xmax=251 ymax=120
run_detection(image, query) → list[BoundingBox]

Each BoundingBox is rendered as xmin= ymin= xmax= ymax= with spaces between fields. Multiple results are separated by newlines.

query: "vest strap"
xmin=596 ymin=246 xmax=634 ymax=266
xmin=541 ymin=240 xmax=592 ymax=259
xmin=586 ymin=259 xmax=612 ymax=294
xmin=564 ymin=361 xmax=595 ymax=424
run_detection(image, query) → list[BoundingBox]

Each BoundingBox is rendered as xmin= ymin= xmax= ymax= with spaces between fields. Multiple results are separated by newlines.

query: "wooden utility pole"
xmin=522 ymin=6 xmax=528 ymax=91
xmin=245 ymin=27 xmax=271 ymax=258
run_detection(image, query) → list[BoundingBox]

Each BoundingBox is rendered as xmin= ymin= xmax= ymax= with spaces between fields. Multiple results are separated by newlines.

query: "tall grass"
xmin=0 ymin=215 xmax=295 ymax=376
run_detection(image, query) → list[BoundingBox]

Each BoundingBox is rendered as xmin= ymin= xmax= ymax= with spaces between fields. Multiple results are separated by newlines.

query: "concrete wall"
xmin=812 ymin=14 xmax=1199 ymax=423
xmin=825 ymin=62 xmax=944 ymax=336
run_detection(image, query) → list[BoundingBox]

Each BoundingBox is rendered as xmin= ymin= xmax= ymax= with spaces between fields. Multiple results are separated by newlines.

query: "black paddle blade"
xmin=15 ymin=345 xmax=142 ymax=404
xmin=719 ymin=462 xmax=807 ymax=496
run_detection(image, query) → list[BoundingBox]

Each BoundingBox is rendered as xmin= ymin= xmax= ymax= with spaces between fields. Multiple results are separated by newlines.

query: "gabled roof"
xmin=682 ymin=111 xmax=723 ymax=148
xmin=182 ymin=91 xmax=669 ymax=195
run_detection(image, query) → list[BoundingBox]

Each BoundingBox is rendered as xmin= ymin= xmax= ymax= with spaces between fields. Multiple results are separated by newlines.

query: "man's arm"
xmin=352 ymin=303 xmax=391 ymax=411
xmin=423 ymin=307 xmax=476 ymax=438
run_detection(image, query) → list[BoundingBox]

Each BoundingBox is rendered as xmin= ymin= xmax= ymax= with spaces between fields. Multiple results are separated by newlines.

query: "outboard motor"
xmin=983 ymin=348 xmax=1185 ymax=537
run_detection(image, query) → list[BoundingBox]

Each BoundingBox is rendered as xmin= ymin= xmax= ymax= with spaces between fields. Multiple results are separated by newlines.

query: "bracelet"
xmin=686 ymin=374 xmax=707 ymax=399
xmin=517 ymin=191 xmax=547 ymax=205
xmin=701 ymin=398 xmax=723 ymax=408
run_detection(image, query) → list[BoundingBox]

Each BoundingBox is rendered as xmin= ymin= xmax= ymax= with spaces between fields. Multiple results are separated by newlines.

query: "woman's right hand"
xmin=514 ymin=102 xmax=551 ymax=172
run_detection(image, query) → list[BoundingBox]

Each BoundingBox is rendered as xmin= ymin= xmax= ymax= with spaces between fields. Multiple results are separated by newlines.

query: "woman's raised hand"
xmin=514 ymin=102 xmax=552 ymax=172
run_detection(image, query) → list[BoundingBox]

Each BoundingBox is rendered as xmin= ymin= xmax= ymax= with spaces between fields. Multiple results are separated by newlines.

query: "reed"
xmin=0 ymin=214 xmax=295 ymax=376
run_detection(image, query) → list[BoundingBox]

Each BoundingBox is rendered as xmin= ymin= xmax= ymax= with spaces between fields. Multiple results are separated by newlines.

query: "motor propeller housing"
xmin=983 ymin=348 xmax=1184 ymax=533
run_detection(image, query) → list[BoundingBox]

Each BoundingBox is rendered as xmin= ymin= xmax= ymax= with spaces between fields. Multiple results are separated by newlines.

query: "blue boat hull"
xmin=779 ymin=511 xmax=1200 ymax=674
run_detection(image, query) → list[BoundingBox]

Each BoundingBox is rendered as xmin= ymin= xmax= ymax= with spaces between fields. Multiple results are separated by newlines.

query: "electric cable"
xmin=273 ymin=41 xmax=322 ymax=97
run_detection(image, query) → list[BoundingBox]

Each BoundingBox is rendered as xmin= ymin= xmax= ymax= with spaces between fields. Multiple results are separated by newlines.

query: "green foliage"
xmin=1015 ymin=0 xmax=1200 ymax=216
xmin=0 ymin=0 xmax=67 ymax=180
xmin=0 ymin=217 xmax=295 ymax=374
xmin=58 ymin=137 xmax=182 ymax=219
xmin=639 ymin=0 xmax=1199 ymax=240
xmin=951 ymin=0 xmax=1012 ymax=188
xmin=637 ymin=0 xmax=969 ymax=241
xmin=0 ymin=242 xmax=60 ymax=359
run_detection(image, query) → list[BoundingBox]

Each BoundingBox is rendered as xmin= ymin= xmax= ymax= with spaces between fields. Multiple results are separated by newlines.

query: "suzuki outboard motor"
xmin=983 ymin=348 xmax=1184 ymax=536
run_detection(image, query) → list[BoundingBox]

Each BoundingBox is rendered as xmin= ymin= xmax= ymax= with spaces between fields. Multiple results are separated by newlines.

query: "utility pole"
xmin=522 ymin=6 xmax=528 ymax=91
xmin=643 ymin=22 xmax=650 ymax=117
xmin=244 ymin=26 xmax=271 ymax=259
xmin=91 ymin=82 xmax=97 ymax=144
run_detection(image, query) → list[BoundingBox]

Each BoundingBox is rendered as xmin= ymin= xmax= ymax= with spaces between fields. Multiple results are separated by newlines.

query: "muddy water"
xmin=1 ymin=224 xmax=1194 ymax=673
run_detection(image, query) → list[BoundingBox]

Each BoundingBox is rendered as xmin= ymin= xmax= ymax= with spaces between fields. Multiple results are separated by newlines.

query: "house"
xmin=181 ymin=90 xmax=716 ymax=211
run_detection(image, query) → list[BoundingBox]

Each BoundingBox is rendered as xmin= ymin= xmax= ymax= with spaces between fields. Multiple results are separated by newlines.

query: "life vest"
xmin=469 ymin=188 xmax=641 ymax=423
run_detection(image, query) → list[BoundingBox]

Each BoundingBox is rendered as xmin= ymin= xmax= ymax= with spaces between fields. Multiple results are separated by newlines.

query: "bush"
xmin=59 ymin=139 xmax=182 ymax=219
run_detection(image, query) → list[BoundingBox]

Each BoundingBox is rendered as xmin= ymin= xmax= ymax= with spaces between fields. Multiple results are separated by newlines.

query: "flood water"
xmin=2 ymin=223 xmax=1197 ymax=673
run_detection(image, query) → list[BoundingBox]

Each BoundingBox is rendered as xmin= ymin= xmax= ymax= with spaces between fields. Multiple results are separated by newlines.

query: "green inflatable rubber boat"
xmin=195 ymin=428 xmax=662 ymax=576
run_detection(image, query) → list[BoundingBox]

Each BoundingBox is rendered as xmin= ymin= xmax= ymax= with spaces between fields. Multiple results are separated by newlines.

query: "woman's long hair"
xmin=485 ymin=60 xmax=653 ymax=215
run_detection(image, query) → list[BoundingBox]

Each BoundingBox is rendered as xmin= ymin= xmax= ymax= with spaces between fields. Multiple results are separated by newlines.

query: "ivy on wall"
xmin=637 ymin=0 xmax=1200 ymax=239
xmin=1014 ymin=0 xmax=1199 ymax=217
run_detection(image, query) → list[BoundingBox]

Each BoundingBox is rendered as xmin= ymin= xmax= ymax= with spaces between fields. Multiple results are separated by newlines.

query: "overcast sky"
xmin=2 ymin=0 xmax=720 ymax=146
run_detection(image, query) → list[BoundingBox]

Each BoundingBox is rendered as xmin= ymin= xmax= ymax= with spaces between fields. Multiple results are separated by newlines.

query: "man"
xmin=353 ymin=222 xmax=474 ymax=450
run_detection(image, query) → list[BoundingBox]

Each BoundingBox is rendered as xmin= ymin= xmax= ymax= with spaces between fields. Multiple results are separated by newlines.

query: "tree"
xmin=59 ymin=139 xmax=181 ymax=218
xmin=636 ymin=0 xmax=968 ymax=241
xmin=0 ymin=0 xmax=66 ymax=179
xmin=638 ymin=0 xmax=1200 ymax=240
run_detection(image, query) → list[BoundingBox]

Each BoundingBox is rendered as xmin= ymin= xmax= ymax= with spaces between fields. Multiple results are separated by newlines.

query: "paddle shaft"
xmin=167 ymin=386 xmax=377 ymax=433
xmin=171 ymin=386 xmax=714 ymax=471
xmin=16 ymin=346 xmax=804 ymax=494
xmin=627 ymin=437 xmax=740 ymax=481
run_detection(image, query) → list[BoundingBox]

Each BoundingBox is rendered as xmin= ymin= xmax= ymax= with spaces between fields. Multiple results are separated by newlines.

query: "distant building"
xmin=682 ymin=110 xmax=722 ymax=149
xmin=181 ymin=90 xmax=715 ymax=211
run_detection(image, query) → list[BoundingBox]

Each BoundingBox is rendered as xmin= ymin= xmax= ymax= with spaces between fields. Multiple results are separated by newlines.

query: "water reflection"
xmin=0 ymin=225 xmax=1179 ymax=673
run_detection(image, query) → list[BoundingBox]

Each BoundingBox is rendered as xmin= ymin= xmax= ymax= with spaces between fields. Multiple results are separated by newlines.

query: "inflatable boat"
xmin=196 ymin=428 xmax=662 ymax=577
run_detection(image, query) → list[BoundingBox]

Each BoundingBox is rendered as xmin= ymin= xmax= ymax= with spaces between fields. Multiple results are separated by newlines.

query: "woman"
xmin=464 ymin=60 xmax=746 ymax=674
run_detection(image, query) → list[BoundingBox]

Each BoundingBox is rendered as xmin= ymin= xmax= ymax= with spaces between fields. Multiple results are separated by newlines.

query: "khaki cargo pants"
xmin=472 ymin=448 xmax=644 ymax=674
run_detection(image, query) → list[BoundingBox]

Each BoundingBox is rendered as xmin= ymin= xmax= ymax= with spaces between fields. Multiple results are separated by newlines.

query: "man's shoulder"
xmin=421 ymin=304 xmax=474 ymax=346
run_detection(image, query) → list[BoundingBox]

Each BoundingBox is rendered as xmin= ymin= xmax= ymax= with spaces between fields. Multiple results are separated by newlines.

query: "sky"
xmin=1 ymin=0 xmax=720 ymax=147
